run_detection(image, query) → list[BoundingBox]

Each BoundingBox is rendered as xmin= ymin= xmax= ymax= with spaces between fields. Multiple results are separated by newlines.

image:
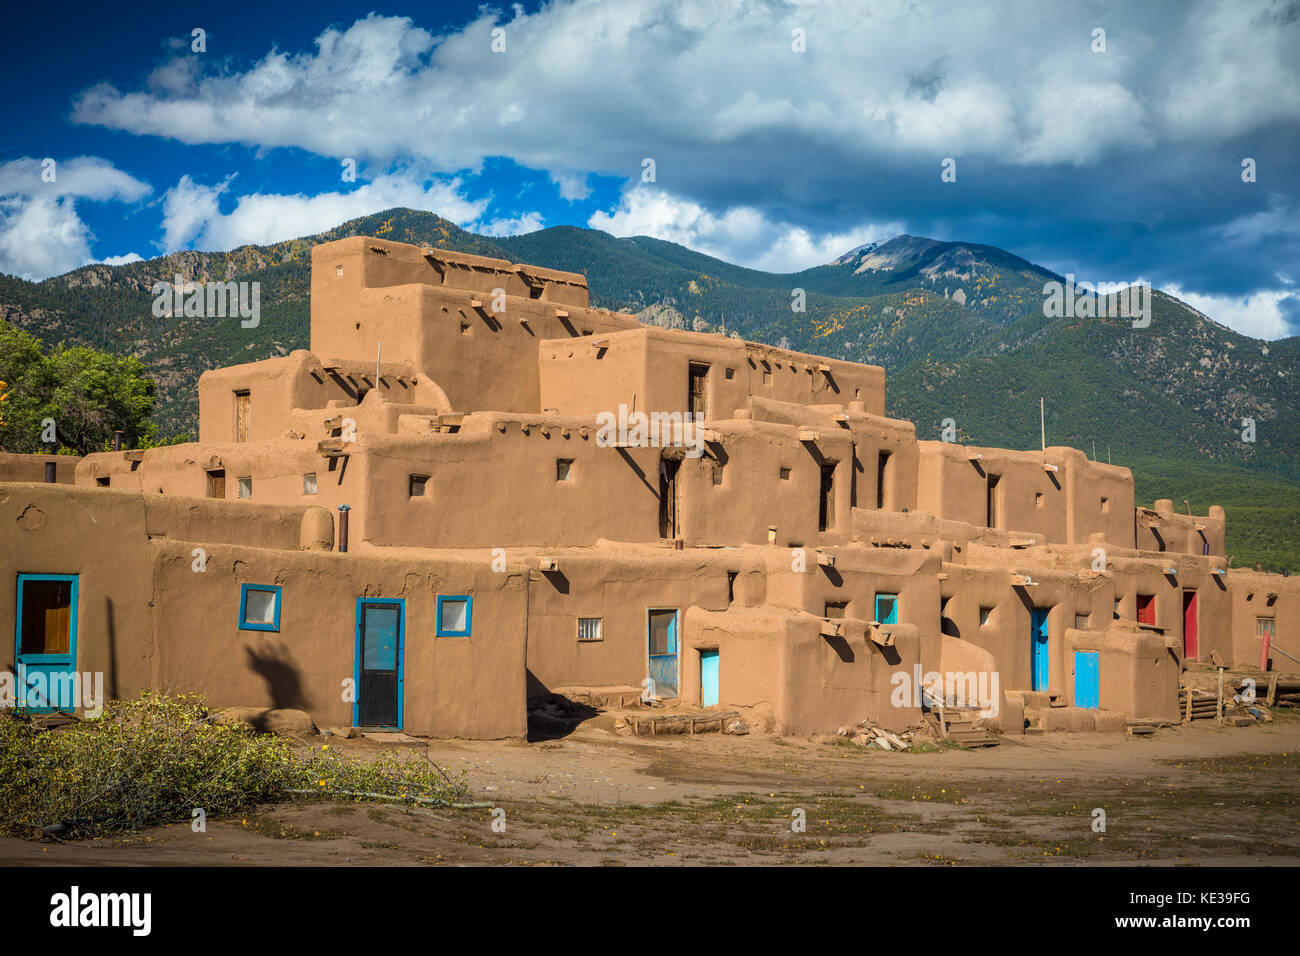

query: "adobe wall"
xmin=150 ymin=543 xmax=528 ymax=739
xmin=679 ymin=606 xmax=923 ymax=734
xmin=522 ymin=547 xmax=738 ymax=696
xmin=538 ymin=327 xmax=886 ymax=418
xmin=0 ymin=452 xmax=78 ymax=484
xmin=1226 ymin=571 xmax=1300 ymax=670
xmin=310 ymin=238 xmax=638 ymax=414
xmin=198 ymin=350 xmax=447 ymax=445
xmin=1 ymin=484 xmax=157 ymax=698
xmin=1062 ymin=625 xmax=1181 ymax=721
xmin=749 ymin=399 xmax=919 ymax=512
xmin=917 ymin=442 xmax=1135 ymax=547
xmin=1105 ymin=551 xmax=1232 ymax=665
xmin=1136 ymin=500 xmax=1227 ymax=556
xmin=1 ymin=482 xmax=527 ymax=737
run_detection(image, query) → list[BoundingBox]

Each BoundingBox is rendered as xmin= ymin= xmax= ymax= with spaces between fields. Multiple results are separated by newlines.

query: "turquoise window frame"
xmin=239 ymin=584 xmax=282 ymax=632
xmin=436 ymin=595 xmax=473 ymax=637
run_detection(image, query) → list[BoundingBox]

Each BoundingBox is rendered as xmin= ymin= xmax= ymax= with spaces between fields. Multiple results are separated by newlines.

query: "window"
xmin=825 ymin=601 xmax=848 ymax=619
xmin=986 ymin=474 xmax=1001 ymax=528
xmin=876 ymin=451 xmax=891 ymax=510
xmin=1257 ymin=617 xmax=1276 ymax=640
xmin=712 ymin=460 xmax=724 ymax=485
xmin=874 ymin=593 xmax=898 ymax=625
xmin=410 ymin=474 xmax=429 ymax=497
xmin=1101 ymin=497 xmax=1110 ymax=513
xmin=819 ymin=463 xmax=836 ymax=531
xmin=556 ymin=459 xmax=573 ymax=481
xmin=303 ymin=473 xmax=317 ymax=495
xmin=1136 ymin=593 xmax=1156 ymax=625
xmin=96 ymin=476 xmax=110 ymax=487
xmin=779 ymin=466 xmax=791 ymax=480
xmin=724 ymin=368 xmax=735 ymax=380
xmin=578 ymin=617 xmax=603 ymax=642
xmin=1074 ymin=613 xmax=1090 ymax=630
xmin=234 ymin=390 xmax=250 ymax=443
xmin=763 ymin=369 xmax=773 ymax=386
xmin=437 ymin=595 xmax=473 ymax=637
xmin=727 ymin=570 xmax=738 ymax=604
xmin=979 ymin=606 xmax=993 ymax=627
xmin=237 ymin=477 xmax=253 ymax=499
xmin=17 ymin=574 xmax=76 ymax=656
xmin=688 ymin=363 xmax=710 ymax=418
xmin=206 ymin=469 xmax=225 ymax=499
xmin=1035 ymin=492 xmax=1044 ymax=508
xmin=239 ymin=584 xmax=281 ymax=632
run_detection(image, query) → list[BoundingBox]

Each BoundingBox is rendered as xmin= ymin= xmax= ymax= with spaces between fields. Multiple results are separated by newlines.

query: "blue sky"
xmin=1 ymin=0 xmax=1298 ymax=338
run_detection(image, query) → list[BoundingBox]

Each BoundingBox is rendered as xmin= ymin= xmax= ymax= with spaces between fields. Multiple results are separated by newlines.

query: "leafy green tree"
xmin=0 ymin=320 xmax=158 ymax=454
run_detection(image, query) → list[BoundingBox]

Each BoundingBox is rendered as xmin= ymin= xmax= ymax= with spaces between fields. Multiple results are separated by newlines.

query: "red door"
xmin=1136 ymin=594 xmax=1155 ymax=625
xmin=1182 ymin=590 xmax=1198 ymax=659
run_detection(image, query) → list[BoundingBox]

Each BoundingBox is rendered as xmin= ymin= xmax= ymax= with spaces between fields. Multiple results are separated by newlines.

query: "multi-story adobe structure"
xmin=3 ymin=236 xmax=1296 ymax=738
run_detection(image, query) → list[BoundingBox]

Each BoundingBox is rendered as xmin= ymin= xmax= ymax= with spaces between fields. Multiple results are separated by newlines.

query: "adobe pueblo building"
xmin=3 ymin=236 xmax=1296 ymax=738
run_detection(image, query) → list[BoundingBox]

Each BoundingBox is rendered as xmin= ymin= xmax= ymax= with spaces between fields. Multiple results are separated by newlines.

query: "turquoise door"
xmin=1074 ymin=651 xmax=1099 ymax=709
xmin=354 ymin=599 xmax=404 ymax=728
xmin=700 ymin=649 xmax=719 ymax=707
xmin=1031 ymin=608 xmax=1050 ymax=692
xmin=15 ymin=574 xmax=79 ymax=712
xmin=874 ymin=593 xmax=898 ymax=625
xmin=647 ymin=609 xmax=678 ymax=698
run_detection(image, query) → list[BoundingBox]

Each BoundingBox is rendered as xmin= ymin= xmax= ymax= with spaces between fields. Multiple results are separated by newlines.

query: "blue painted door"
xmin=700 ymin=649 xmax=719 ymax=707
xmin=1031 ymin=608 xmax=1050 ymax=692
xmin=15 ymin=574 xmax=79 ymax=712
xmin=355 ymin=599 xmax=403 ymax=728
xmin=647 ymin=609 xmax=678 ymax=698
xmin=874 ymin=593 xmax=899 ymax=625
xmin=1074 ymin=651 xmax=1099 ymax=709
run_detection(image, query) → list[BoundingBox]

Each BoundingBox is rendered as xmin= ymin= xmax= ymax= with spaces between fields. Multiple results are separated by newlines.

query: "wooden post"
xmin=1216 ymin=668 xmax=1225 ymax=722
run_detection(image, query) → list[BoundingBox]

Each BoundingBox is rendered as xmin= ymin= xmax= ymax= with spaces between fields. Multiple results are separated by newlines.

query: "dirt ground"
xmin=2 ymin=705 xmax=1297 ymax=867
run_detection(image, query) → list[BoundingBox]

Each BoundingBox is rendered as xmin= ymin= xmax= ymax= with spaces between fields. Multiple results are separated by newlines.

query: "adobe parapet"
xmin=312 ymin=235 xmax=590 ymax=305
xmin=538 ymin=325 xmax=886 ymax=419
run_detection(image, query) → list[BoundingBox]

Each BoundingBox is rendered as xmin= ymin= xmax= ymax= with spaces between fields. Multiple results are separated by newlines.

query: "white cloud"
xmin=158 ymin=172 xmax=489 ymax=252
xmin=474 ymin=211 xmax=544 ymax=237
xmin=0 ymin=157 xmax=151 ymax=279
xmin=1163 ymin=284 xmax=1298 ymax=340
xmin=589 ymin=186 xmax=899 ymax=272
xmin=71 ymin=2 xmax=1300 ymax=185
xmin=96 ymin=252 xmax=144 ymax=266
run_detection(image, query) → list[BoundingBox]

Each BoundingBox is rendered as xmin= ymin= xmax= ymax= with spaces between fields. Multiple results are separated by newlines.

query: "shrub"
xmin=0 ymin=692 xmax=468 ymax=839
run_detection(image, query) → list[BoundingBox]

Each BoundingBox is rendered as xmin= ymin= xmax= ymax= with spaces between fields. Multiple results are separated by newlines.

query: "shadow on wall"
xmin=245 ymin=641 xmax=310 ymax=711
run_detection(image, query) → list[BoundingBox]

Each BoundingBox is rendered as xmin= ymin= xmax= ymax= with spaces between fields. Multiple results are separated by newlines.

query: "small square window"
xmin=979 ymin=606 xmax=993 ymax=626
xmin=712 ymin=461 xmax=724 ymax=485
xmin=410 ymin=474 xmax=429 ymax=497
xmin=779 ymin=467 xmax=791 ymax=480
xmin=577 ymin=617 xmax=602 ymax=641
xmin=437 ymin=595 xmax=472 ymax=637
xmin=303 ymin=473 xmax=317 ymax=495
xmin=96 ymin=476 xmax=110 ymax=487
xmin=239 ymin=584 xmax=281 ymax=631
xmin=1074 ymin=613 xmax=1090 ymax=630
xmin=237 ymin=477 xmax=253 ymax=499
xmin=725 ymin=368 xmax=735 ymax=380
xmin=557 ymin=459 xmax=573 ymax=481
xmin=335 ymin=265 xmax=344 ymax=277
xmin=1101 ymin=497 xmax=1110 ymax=513
xmin=825 ymin=601 xmax=848 ymax=619
xmin=763 ymin=370 xmax=773 ymax=386
xmin=1035 ymin=492 xmax=1044 ymax=508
